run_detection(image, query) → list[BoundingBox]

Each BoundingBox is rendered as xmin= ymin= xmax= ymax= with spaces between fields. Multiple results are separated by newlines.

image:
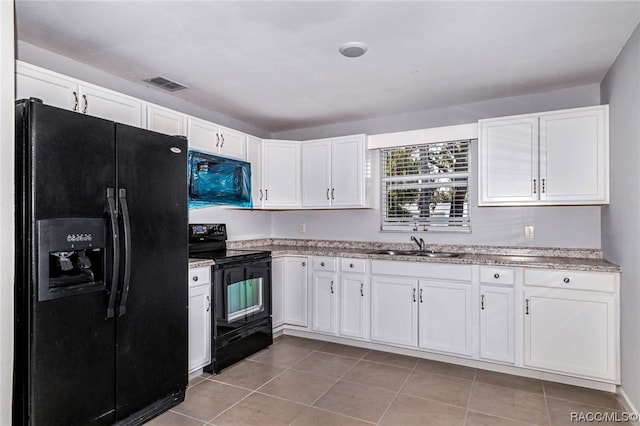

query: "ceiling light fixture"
xmin=339 ymin=42 xmax=368 ymax=58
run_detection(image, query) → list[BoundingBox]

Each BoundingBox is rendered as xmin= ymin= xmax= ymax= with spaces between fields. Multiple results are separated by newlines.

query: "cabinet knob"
xmin=494 ymin=273 xmax=500 ymax=279
xmin=192 ymin=276 xmax=198 ymax=282
xmin=302 ymin=262 xmax=306 ymax=267
xmin=321 ymin=261 xmax=325 ymax=267
xmin=563 ymin=277 xmax=570 ymax=284
xmin=349 ymin=263 xmax=355 ymax=268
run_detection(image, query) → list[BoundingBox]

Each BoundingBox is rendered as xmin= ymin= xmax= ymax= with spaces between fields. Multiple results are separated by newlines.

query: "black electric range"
xmin=188 ymin=223 xmax=273 ymax=373
xmin=188 ymin=224 xmax=270 ymax=264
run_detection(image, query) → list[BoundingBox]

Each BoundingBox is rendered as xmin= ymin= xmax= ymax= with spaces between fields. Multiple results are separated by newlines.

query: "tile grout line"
xmin=462 ymin=369 xmax=477 ymax=425
xmin=373 ymin=358 xmax=421 ymax=425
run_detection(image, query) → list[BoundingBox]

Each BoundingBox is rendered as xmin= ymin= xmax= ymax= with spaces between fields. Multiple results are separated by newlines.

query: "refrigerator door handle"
xmin=106 ymin=188 xmax=120 ymax=318
xmin=118 ymin=188 xmax=132 ymax=316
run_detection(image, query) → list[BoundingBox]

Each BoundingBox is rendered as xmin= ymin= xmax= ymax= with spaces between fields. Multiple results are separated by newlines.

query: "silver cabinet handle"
xmin=220 ymin=134 xmax=225 ymax=147
xmin=326 ymin=188 xmax=330 ymax=200
xmin=215 ymin=134 xmax=220 ymax=147
xmin=525 ymin=299 xmax=530 ymax=315
xmin=412 ymin=288 xmax=416 ymax=302
xmin=82 ymin=94 xmax=88 ymax=113
xmin=321 ymin=261 xmax=325 ymax=267
xmin=494 ymin=273 xmax=500 ymax=279
xmin=265 ymin=189 xmax=268 ymax=200
xmin=192 ymin=276 xmax=198 ymax=282
xmin=563 ymin=277 xmax=570 ymax=284
xmin=419 ymin=288 xmax=423 ymax=303
xmin=360 ymin=283 xmax=364 ymax=297
xmin=301 ymin=261 xmax=306 ymax=267
xmin=481 ymin=294 xmax=485 ymax=310
xmin=533 ymin=179 xmax=537 ymax=194
xmin=206 ymin=295 xmax=211 ymax=312
xmin=330 ymin=281 xmax=334 ymax=294
xmin=259 ymin=189 xmax=263 ymax=201
xmin=542 ymin=178 xmax=546 ymax=193
xmin=331 ymin=188 xmax=335 ymax=200
xmin=349 ymin=263 xmax=354 ymax=268
xmin=72 ymin=91 xmax=79 ymax=111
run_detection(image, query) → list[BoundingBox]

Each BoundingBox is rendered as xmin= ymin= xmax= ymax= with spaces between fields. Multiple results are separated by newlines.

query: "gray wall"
xmin=271 ymin=85 xmax=604 ymax=248
xmin=601 ymin=24 xmax=640 ymax=411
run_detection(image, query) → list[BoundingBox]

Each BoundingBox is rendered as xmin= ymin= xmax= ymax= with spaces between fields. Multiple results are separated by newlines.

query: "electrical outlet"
xmin=525 ymin=225 xmax=535 ymax=240
xmin=298 ymin=223 xmax=306 ymax=233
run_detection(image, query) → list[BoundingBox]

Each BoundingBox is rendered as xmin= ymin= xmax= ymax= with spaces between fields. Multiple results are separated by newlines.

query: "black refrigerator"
xmin=14 ymin=99 xmax=188 ymax=425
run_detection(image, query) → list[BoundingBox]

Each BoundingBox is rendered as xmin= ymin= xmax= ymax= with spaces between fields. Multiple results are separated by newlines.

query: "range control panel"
xmin=189 ymin=224 xmax=227 ymax=244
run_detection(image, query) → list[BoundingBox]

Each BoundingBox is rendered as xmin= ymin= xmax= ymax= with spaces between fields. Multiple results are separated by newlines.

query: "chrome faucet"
xmin=411 ymin=235 xmax=425 ymax=251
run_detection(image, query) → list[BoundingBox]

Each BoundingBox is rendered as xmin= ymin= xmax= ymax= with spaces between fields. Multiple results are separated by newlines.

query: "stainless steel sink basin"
xmin=366 ymin=249 xmax=461 ymax=258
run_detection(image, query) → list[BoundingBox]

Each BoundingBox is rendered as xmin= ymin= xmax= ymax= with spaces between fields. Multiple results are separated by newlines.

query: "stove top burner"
xmin=188 ymin=224 xmax=270 ymax=265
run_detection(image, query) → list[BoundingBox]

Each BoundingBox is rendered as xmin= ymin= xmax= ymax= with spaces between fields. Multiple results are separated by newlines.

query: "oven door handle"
xmin=118 ymin=188 xmax=132 ymax=317
xmin=106 ymin=188 xmax=119 ymax=319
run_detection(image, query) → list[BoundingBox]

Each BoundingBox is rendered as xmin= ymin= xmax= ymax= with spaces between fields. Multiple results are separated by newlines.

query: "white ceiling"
xmin=15 ymin=1 xmax=640 ymax=133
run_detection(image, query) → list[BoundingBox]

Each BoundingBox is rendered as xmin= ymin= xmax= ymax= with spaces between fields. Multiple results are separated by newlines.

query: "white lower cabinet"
xmin=523 ymin=269 xmax=619 ymax=382
xmin=370 ymin=276 xmax=418 ymax=347
xmin=339 ymin=265 xmax=368 ymax=340
xmin=188 ymin=267 xmax=211 ymax=374
xmin=479 ymin=285 xmax=515 ymax=363
xmin=311 ymin=271 xmax=338 ymax=334
xmin=282 ymin=257 xmax=308 ymax=327
xmin=418 ymin=280 xmax=473 ymax=357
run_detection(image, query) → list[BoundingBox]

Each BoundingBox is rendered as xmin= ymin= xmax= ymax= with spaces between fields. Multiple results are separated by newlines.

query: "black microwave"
xmin=188 ymin=150 xmax=252 ymax=208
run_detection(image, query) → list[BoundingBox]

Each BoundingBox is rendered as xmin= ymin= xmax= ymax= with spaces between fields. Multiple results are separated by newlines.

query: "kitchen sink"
xmin=365 ymin=249 xmax=461 ymax=258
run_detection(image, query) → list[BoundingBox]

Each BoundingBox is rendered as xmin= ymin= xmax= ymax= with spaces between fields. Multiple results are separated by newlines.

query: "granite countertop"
xmin=188 ymin=258 xmax=215 ymax=268
xmin=223 ymin=239 xmax=621 ymax=273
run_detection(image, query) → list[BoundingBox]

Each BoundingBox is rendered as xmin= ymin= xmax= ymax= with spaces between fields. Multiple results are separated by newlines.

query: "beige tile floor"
xmin=148 ymin=336 xmax=633 ymax=426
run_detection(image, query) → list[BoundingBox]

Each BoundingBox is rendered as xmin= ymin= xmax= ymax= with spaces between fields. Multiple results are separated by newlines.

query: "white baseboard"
xmin=618 ymin=387 xmax=640 ymax=425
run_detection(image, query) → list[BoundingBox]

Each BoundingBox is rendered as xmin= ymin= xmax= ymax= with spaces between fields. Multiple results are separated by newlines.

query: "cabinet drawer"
xmin=341 ymin=258 xmax=366 ymax=273
xmin=189 ymin=267 xmax=211 ymax=287
xmin=312 ymin=257 xmax=337 ymax=272
xmin=480 ymin=267 xmax=515 ymax=285
xmin=524 ymin=269 xmax=616 ymax=293
xmin=371 ymin=260 xmax=472 ymax=282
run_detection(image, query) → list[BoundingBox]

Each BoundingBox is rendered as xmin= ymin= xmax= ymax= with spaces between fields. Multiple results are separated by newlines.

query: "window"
xmin=380 ymin=139 xmax=472 ymax=232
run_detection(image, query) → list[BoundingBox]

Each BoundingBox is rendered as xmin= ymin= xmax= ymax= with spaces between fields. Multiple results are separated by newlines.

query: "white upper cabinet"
xmin=478 ymin=105 xmax=609 ymax=206
xmin=147 ymin=104 xmax=186 ymax=136
xmin=262 ymin=140 xmax=301 ymax=208
xmin=301 ymin=134 xmax=366 ymax=208
xmin=16 ymin=62 xmax=145 ymax=127
xmin=187 ymin=116 xmax=247 ymax=160
xmin=247 ymin=136 xmax=264 ymax=208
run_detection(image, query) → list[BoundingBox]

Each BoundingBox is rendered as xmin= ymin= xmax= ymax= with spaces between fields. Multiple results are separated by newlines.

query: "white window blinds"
xmin=380 ymin=140 xmax=472 ymax=232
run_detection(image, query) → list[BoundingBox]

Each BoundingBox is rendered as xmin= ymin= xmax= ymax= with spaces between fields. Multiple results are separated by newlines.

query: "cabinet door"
xmin=340 ymin=273 xmax=368 ymax=340
xmin=479 ymin=117 xmax=539 ymax=205
xmin=271 ymin=258 xmax=284 ymax=328
xmin=263 ymin=140 xmax=301 ymax=207
xmin=524 ymin=288 xmax=617 ymax=381
xmin=16 ymin=62 xmax=78 ymax=110
xmin=80 ymin=84 xmax=144 ymax=127
xmin=539 ymin=107 xmax=608 ymax=203
xmin=370 ymin=276 xmax=417 ymax=347
xmin=147 ymin=104 xmax=185 ymax=136
xmin=302 ymin=140 xmax=331 ymax=207
xmin=218 ymin=125 xmax=247 ymax=160
xmin=331 ymin=135 xmax=365 ymax=207
xmin=479 ymin=285 xmax=515 ymax=363
xmin=418 ymin=280 xmax=473 ymax=357
xmin=283 ymin=257 xmax=308 ymax=327
xmin=311 ymin=271 xmax=337 ymax=334
xmin=187 ymin=117 xmax=218 ymax=153
xmin=247 ymin=136 xmax=264 ymax=208
xmin=188 ymin=284 xmax=211 ymax=373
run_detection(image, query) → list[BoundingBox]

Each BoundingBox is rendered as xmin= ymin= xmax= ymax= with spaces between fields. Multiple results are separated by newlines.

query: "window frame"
xmin=379 ymin=139 xmax=473 ymax=233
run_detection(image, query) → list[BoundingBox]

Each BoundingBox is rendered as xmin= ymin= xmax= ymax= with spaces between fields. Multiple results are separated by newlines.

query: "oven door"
xmin=213 ymin=259 xmax=271 ymax=336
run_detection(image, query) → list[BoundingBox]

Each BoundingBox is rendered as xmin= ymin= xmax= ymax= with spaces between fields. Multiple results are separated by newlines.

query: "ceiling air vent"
xmin=143 ymin=76 xmax=188 ymax=92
